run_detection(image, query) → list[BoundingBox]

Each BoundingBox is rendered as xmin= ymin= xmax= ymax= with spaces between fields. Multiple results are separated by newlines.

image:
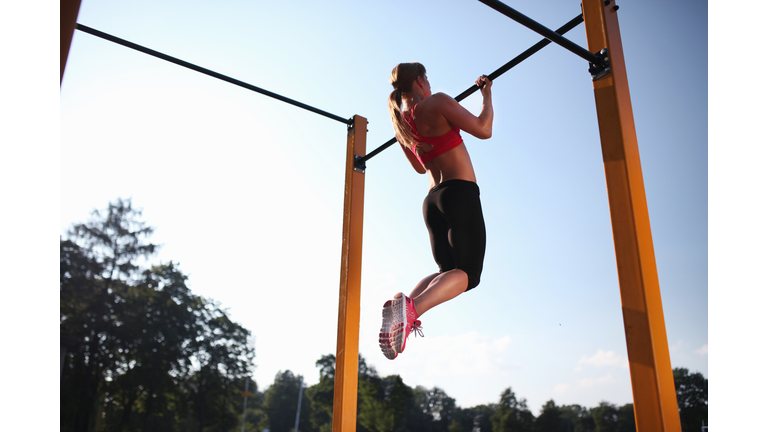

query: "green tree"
xmin=61 ymin=198 xmax=158 ymax=431
xmin=305 ymin=355 xmax=336 ymax=432
xmin=534 ymin=400 xmax=561 ymax=432
xmin=263 ymin=370 xmax=311 ymax=432
xmin=429 ymin=387 xmax=457 ymax=430
xmin=408 ymin=386 xmax=435 ymax=431
xmin=673 ymin=368 xmax=707 ymax=432
xmin=356 ymin=354 xmax=380 ymax=432
xmin=558 ymin=404 xmax=593 ymax=432
xmin=100 ymin=263 xmax=208 ymax=432
xmin=60 ymin=238 xmax=103 ymax=430
xmin=234 ymin=377 xmax=270 ymax=432
xmin=316 ymin=354 xmax=336 ymax=380
xmin=186 ymin=300 xmax=255 ymax=432
xmin=240 ymin=404 xmax=271 ymax=432
xmin=491 ymin=388 xmax=534 ymax=432
xmin=304 ymin=353 xmax=386 ymax=432
xmin=61 ymin=198 xmax=254 ymax=432
xmin=449 ymin=404 xmax=497 ymax=432
xmin=408 ymin=386 xmax=457 ymax=432
xmin=616 ymin=404 xmax=635 ymax=432
xmin=591 ymin=402 xmax=619 ymax=432
xmin=358 ymin=373 xmax=414 ymax=432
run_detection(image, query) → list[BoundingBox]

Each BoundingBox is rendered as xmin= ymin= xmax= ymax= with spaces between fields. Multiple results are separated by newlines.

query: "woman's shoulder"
xmin=421 ymin=92 xmax=457 ymax=111
xmin=427 ymin=92 xmax=454 ymax=103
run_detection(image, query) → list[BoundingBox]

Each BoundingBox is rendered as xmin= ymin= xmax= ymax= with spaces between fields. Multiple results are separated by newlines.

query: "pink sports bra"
xmin=403 ymin=103 xmax=463 ymax=165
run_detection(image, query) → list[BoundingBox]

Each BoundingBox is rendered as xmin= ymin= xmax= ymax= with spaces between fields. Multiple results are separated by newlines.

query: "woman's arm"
xmin=400 ymin=143 xmax=427 ymax=174
xmin=433 ymin=76 xmax=494 ymax=139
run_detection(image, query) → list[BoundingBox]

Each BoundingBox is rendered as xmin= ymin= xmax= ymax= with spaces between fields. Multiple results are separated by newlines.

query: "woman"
xmin=379 ymin=62 xmax=494 ymax=360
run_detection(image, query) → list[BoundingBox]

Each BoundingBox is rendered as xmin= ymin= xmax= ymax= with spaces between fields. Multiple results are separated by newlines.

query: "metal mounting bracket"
xmin=589 ymin=48 xmax=611 ymax=81
xmin=353 ymin=155 xmax=366 ymax=174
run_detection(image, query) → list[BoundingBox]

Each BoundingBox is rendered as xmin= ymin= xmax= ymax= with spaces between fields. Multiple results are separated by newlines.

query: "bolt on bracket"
xmin=589 ymin=48 xmax=611 ymax=81
xmin=353 ymin=155 xmax=366 ymax=174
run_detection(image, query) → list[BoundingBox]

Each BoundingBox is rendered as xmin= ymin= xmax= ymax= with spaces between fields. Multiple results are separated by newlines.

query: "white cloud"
xmin=368 ymin=331 xmax=515 ymax=383
xmin=574 ymin=349 xmax=627 ymax=372
xmin=414 ymin=332 xmax=513 ymax=376
xmin=357 ymin=325 xmax=520 ymax=409
xmin=669 ymin=340 xmax=708 ymax=358
xmin=578 ymin=373 xmax=616 ymax=389
xmin=669 ymin=340 xmax=685 ymax=352
xmin=695 ymin=344 xmax=708 ymax=356
xmin=554 ymin=373 xmax=617 ymax=395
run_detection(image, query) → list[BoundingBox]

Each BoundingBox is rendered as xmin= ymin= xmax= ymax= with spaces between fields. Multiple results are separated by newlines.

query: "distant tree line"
xmin=170 ymin=355 xmax=707 ymax=432
xmin=60 ymin=199 xmax=707 ymax=432
xmin=273 ymin=354 xmax=639 ymax=432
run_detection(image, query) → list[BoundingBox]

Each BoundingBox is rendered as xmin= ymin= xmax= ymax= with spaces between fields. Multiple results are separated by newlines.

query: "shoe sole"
xmin=379 ymin=300 xmax=397 ymax=359
xmin=391 ymin=296 xmax=408 ymax=354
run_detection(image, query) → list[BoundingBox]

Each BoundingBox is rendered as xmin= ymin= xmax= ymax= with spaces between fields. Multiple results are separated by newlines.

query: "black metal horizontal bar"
xmin=356 ymin=137 xmax=397 ymax=167
xmin=355 ymin=13 xmax=584 ymax=168
xmin=478 ymin=0 xmax=602 ymax=66
xmin=75 ymin=24 xmax=353 ymax=125
xmin=453 ymin=13 xmax=584 ymax=102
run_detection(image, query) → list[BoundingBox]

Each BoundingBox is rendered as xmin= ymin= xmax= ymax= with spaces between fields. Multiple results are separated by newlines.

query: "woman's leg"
xmin=392 ymin=180 xmax=484 ymax=320
xmin=410 ymin=269 xmax=468 ymax=316
xmin=393 ymin=269 xmax=468 ymax=317
xmin=407 ymin=273 xmax=439 ymax=299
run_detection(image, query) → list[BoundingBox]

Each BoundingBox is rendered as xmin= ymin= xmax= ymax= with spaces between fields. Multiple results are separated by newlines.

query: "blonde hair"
xmin=388 ymin=62 xmax=426 ymax=150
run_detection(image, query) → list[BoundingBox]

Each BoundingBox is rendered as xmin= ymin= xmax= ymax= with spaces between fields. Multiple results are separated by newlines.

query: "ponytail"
xmin=388 ymin=62 xmax=426 ymax=150
xmin=388 ymin=87 xmax=415 ymax=149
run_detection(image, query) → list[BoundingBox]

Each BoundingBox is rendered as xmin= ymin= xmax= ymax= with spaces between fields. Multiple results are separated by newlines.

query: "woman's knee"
xmin=443 ymin=267 xmax=481 ymax=291
xmin=464 ymin=268 xmax=482 ymax=291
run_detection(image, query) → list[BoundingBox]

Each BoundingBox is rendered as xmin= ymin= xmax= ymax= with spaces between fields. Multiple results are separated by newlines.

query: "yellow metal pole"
xmin=581 ymin=1 xmax=681 ymax=431
xmin=61 ymin=0 xmax=83 ymax=84
xmin=332 ymin=115 xmax=366 ymax=432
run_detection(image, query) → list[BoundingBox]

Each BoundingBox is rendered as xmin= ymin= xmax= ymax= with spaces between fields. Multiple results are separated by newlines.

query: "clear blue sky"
xmin=4 ymin=0 xmax=757 ymax=427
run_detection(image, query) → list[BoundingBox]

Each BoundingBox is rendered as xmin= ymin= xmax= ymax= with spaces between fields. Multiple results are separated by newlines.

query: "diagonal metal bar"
xmin=75 ymin=24 xmax=353 ymax=125
xmin=355 ymin=13 xmax=585 ymax=169
xmin=454 ymin=13 xmax=585 ymax=102
xmin=478 ymin=0 xmax=603 ymax=66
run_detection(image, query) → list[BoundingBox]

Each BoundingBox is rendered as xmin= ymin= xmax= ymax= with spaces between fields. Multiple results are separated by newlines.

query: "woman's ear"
xmin=414 ymin=76 xmax=425 ymax=92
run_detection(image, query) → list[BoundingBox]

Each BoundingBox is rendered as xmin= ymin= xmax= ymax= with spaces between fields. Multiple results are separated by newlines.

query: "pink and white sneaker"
xmin=379 ymin=293 xmax=423 ymax=359
xmin=378 ymin=300 xmax=398 ymax=359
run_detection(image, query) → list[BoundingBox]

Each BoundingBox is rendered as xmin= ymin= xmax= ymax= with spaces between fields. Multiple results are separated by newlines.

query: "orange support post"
xmin=332 ymin=115 xmax=366 ymax=432
xmin=582 ymin=1 xmax=681 ymax=431
xmin=61 ymin=0 xmax=83 ymax=84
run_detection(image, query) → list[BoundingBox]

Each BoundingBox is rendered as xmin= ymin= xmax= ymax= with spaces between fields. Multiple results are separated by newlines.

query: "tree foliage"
xmin=60 ymin=198 xmax=254 ymax=432
xmin=61 ymin=198 xmax=159 ymax=431
xmin=616 ymin=404 xmax=635 ymax=432
xmin=534 ymin=400 xmax=560 ymax=432
xmin=490 ymin=388 xmax=535 ymax=432
xmin=263 ymin=370 xmax=312 ymax=432
xmin=305 ymin=355 xmax=336 ymax=432
xmin=449 ymin=404 xmax=496 ymax=432
xmin=673 ymin=367 xmax=708 ymax=432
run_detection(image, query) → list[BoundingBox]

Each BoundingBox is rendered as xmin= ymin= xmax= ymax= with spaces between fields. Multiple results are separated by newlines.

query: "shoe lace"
xmin=410 ymin=320 xmax=424 ymax=338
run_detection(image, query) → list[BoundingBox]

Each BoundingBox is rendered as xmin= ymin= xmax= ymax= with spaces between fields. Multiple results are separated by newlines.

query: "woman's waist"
xmin=427 ymin=178 xmax=479 ymax=194
xmin=427 ymin=170 xmax=477 ymax=190
xmin=424 ymin=146 xmax=476 ymax=188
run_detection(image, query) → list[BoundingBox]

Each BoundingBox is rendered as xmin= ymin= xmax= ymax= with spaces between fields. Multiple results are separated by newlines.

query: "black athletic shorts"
xmin=422 ymin=179 xmax=486 ymax=291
